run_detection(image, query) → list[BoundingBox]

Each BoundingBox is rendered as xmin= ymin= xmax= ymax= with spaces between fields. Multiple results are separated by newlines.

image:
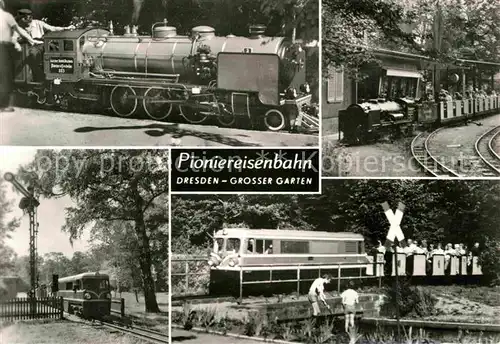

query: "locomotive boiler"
xmin=15 ymin=21 xmax=318 ymax=132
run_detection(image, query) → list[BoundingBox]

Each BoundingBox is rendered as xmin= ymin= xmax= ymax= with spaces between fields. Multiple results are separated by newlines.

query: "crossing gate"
xmin=0 ymin=297 xmax=63 ymax=321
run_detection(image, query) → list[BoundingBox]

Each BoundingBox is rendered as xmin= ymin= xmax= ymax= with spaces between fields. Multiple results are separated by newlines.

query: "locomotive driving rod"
xmin=4 ymin=172 xmax=40 ymax=308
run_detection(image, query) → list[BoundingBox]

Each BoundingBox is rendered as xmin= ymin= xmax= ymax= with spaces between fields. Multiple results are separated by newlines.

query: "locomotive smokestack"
xmin=249 ymin=24 xmax=266 ymax=38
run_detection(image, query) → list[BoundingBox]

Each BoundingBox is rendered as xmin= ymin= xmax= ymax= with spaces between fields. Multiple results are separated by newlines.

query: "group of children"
xmin=308 ymin=275 xmax=359 ymax=333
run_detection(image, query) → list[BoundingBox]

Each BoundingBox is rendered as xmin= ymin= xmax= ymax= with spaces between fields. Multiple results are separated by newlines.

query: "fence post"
xmin=185 ymin=261 xmax=189 ymax=292
xmin=337 ymin=265 xmax=341 ymax=293
xmin=59 ymin=297 xmax=64 ymax=319
xmin=121 ymin=298 xmax=125 ymax=317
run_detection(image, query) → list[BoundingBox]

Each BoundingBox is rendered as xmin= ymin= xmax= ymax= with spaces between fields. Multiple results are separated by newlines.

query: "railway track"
xmin=411 ymin=128 xmax=461 ymax=177
xmin=474 ymin=125 xmax=500 ymax=176
xmin=100 ymin=321 xmax=170 ymax=344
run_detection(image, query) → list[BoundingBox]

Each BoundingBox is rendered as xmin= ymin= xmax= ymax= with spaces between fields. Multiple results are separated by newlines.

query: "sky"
xmin=1 ymin=147 xmax=89 ymax=259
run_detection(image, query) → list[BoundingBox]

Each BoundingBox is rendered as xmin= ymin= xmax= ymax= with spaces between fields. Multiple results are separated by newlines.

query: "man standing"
xmin=308 ymin=274 xmax=332 ymax=317
xmin=341 ymin=281 xmax=359 ymax=333
xmin=0 ymin=1 xmax=41 ymax=112
xmin=15 ymin=9 xmax=75 ymax=81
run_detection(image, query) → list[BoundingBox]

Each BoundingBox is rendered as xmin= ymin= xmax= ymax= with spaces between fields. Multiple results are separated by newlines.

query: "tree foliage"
xmin=172 ymin=180 xmax=500 ymax=278
xmin=17 ymin=149 xmax=169 ymax=312
xmin=0 ymin=173 xmax=20 ymax=275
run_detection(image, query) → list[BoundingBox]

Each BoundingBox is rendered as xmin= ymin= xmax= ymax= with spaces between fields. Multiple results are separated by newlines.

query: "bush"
xmin=478 ymin=238 xmax=500 ymax=285
xmin=381 ymin=277 xmax=437 ymax=318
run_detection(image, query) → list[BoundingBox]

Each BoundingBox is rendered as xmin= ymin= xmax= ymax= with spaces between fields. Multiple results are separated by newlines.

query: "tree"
xmin=322 ymin=0 xmax=418 ymax=78
xmin=0 ymin=172 xmax=20 ymax=275
xmin=19 ymin=150 xmax=169 ymax=313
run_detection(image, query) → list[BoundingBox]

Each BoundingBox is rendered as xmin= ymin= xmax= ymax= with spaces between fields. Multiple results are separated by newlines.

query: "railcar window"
xmin=226 ymin=238 xmax=240 ymax=253
xmin=63 ymin=40 xmax=74 ymax=51
xmin=215 ymin=238 xmax=224 ymax=254
xmin=48 ymin=40 xmax=60 ymax=52
xmin=65 ymin=282 xmax=72 ymax=290
xmin=79 ymin=37 xmax=85 ymax=49
xmin=282 ymin=241 xmax=309 ymax=254
xmin=247 ymin=239 xmax=255 ymax=253
xmin=255 ymin=239 xmax=273 ymax=254
xmin=83 ymin=279 xmax=110 ymax=291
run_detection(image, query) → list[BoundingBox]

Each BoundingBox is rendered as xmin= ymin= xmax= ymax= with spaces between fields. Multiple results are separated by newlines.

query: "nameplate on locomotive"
xmin=49 ymin=58 xmax=74 ymax=74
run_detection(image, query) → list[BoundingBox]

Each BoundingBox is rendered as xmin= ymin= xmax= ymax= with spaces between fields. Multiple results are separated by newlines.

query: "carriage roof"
xmin=214 ymin=228 xmax=364 ymax=240
xmin=58 ymin=272 xmax=109 ymax=283
xmin=43 ymin=28 xmax=109 ymax=39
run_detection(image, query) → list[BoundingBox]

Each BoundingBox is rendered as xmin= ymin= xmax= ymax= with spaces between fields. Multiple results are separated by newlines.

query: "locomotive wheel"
xmin=110 ymin=86 xmax=137 ymax=117
xmin=264 ymin=109 xmax=286 ymax=131
xmin=143 ymin=88 xmax=173 ymax=121
xmin=179 ymin=105 xmax=208 ymax=124
xmin=217 ymin=111 xmax=236 ymax=127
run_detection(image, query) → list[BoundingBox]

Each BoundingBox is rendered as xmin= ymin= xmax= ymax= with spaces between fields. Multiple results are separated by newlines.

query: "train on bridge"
xmin=207 ymin=228 xmax=484 ymax=298
xmin=14 ymin=21 xmax=318 ymax=132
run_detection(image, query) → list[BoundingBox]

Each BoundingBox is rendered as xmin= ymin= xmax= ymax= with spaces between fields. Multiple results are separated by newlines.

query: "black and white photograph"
xmin=170 ymin=180 xmax=499 ymax=344
xmin=321 ymin=0 xmax=500 ymax=177
xmin=0 ymin=0 xmax=319 ymax=147
xmin=0 ymin=148 xmax=170 ymax=343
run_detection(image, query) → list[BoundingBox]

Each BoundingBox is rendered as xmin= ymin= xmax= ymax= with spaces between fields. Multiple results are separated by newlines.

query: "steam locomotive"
xmin=14 ymin=21 xmax=318 ymax=132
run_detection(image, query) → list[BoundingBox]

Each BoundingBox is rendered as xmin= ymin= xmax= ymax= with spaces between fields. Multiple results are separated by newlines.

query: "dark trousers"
xmin=27 ymin=44 xmax=45 ymax=82
xmin=0 ymin=42 xmax=15 ymax=107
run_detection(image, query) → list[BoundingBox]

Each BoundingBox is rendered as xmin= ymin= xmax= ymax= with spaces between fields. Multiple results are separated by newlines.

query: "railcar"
xmin=338 ymin=69 xmax=500 ymax=144
xmin=14 ymin=21 xmax=318 ymax=132
xmin=208 ymin=228 xmax=370 ymax=296
xmin=54 ymin=272 xmax=111 ymax=319
xmin=206 ymin=228 xmax=484 ymax=297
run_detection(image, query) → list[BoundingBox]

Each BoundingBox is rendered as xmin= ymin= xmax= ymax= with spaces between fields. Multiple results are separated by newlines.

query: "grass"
xmin=0 ymin=319 xmax=151 ymax=344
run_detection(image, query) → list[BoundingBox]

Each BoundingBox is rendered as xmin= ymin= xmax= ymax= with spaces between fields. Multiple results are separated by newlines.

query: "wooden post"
xmin=59 ymin=297 xmax=63 ymax=319
xmin=337 ymin=265 xmax=341 ymax=293
xmin=239 ymin=268 xmax=243 ymax=304
xmin=394 ymin=243 xmax=401 ymax=341
xmin=185 ymin=261 xmax=189 ymax=292
xmin=296 ymin=267 xmax=300 ymax=295
xmin=121 ymin=298 xmax=125 ymax=317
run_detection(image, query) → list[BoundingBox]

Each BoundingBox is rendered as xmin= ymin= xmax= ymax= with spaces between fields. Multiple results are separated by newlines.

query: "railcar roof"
xmin=44 ymin=28 xmax=109 ymax=39
xmin=58 ymin=272 xmax=109 ymax=283
xmin=214 ymin=228 xmax=364 ymax=240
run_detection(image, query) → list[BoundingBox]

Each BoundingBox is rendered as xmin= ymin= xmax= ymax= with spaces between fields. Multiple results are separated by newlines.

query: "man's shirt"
xmin=0 ymin=9 xmax=17 ymax=43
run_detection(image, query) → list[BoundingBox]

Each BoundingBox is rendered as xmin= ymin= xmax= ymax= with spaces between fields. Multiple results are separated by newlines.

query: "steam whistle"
xmin=132 ymin=25 xmax=138 ymax=35
xmin=124 ymin=25 xmax=131 ymax=35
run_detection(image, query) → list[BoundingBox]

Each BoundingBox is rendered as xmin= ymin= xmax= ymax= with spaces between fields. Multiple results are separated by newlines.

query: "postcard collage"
xmin=1 ymin=0 xmax=499 ymax=343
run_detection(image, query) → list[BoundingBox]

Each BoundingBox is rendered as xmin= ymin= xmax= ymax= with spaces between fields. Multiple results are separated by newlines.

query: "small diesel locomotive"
xmin=53 ymin=272 xmax=111 ymax=319
xmin=207 ymin=228 xmax=484 ymax=298
xmin=14 ymin=21 xmax=318 ymax=132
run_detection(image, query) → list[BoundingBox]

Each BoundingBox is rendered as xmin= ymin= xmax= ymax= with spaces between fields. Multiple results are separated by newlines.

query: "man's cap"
xmin=18 ymin=9 xmax=32 ymax=15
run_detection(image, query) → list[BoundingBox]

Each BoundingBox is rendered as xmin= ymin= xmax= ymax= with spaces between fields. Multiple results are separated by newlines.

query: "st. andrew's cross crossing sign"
xmin=381 ymin=201 xmax=406 ymax=249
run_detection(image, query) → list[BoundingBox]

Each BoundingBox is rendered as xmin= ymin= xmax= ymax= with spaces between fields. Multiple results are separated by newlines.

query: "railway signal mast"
xmin=4 ymin=172 xmax=40 ymax=314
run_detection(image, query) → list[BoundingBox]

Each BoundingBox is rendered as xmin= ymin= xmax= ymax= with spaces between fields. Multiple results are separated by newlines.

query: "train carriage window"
xmin=327 ymin=66 xmax=344 ymax=103
xmin=65 ymin=282 xmax=73 ymax=290
xmin=226 ymin=238 xmax=240 ymax=253
xmin=255 ymin=239 xmax=273 ymax=254
xmin=83 ymin=279 xmax=110 ymax=290
xmin=63 ymin=40 xmax=74 ymax=51
xmin=282 ymin=241 xmax=309 ymax=254
xmin=215 ymin=238 xmax=224 ymax=254
xmin=48 ymin=40 xmax=60 ymax=52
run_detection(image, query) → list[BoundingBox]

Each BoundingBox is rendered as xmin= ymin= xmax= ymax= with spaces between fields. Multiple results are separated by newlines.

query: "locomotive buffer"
xmin=4 ymin=172 xmax=40 ymax=315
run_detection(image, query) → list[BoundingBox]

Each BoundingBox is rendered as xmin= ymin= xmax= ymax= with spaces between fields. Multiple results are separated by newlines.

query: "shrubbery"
xmin=381 ymin=277 xmax=437 ymax=318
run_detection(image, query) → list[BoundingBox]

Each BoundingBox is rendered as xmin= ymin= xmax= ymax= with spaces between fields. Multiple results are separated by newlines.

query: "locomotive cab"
xmin=42 ymin=28 xmax=110 ymax=82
